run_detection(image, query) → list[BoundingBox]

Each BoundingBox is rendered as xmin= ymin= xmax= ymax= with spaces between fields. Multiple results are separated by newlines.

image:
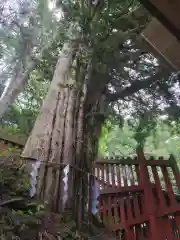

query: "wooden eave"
xmin=139 ymin=0 xmax=180 ymax=41
xmin=141 ymin=18 xmax=180 ymax=70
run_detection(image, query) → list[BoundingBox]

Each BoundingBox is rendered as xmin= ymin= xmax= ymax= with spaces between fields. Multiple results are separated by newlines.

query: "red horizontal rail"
xmin=95 ymin=159 xmax=138 ymax=165
xmin=157 ymin=204 xmax=180 ymax=218
xmin=127 ymin=215 xmax=148 ymax=227
xmin=100 ymin=185 xmax=144 ymax=195
xmin=95 ymin=159 xmax=172 ymax=167
xmin=145 ymin=160 xmax=172 ymax=167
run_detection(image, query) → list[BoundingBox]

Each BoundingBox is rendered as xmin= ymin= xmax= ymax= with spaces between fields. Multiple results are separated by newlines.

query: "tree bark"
xmin=0 ymin=43 xmax=33 ymax=117
xmin=22 ymin=43 xmax=106 ymax=236
xmin=22 ymin=41 xmax=78 ymax=160
xmin=22 ymin=41 xmax=88 ymax=211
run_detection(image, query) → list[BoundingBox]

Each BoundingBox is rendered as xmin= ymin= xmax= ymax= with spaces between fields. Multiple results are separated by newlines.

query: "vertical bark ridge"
xmin=58 ymin=87 xmax=78 ymax=211
xmin=38 ymin=91 xmax=61 ymax=201
xmin=63 ymin=87 xmax=77 ymax=165
xmin=55 ymin=88 xmax=71 ymax=212
xmin=49 ymin=91 xmax=65 ymax=164
xmin=73 ymin=90 xmax=86 ymax=226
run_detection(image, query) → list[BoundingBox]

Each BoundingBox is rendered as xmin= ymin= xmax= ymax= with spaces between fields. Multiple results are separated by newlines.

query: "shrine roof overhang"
xmin=140 ymin=0 xmax=180 ymax=70
xmin=139 ymin=0 xmax=180 ymax=41
xmin=141 ymin=18 xmax=180 ymax=70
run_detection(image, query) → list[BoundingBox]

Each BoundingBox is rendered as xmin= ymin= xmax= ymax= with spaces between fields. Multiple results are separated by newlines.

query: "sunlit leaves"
xmin=99 ymin=119 xmax=180 ymax=160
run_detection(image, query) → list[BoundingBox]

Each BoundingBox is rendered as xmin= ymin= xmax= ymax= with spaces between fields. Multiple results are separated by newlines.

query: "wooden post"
xmin=170 ymin=154 xmax=180 ymax=190
xmin=125 ymin=227 xmax=134 ymax=239
xmin=136 ymin=148 xmax=160 ymax=240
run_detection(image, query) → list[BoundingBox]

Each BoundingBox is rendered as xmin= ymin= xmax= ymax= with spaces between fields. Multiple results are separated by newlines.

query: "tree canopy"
xmin=0 ymin=0 xmax=180 ymax=154
xmin=0 ymin=0 xmax=180 ymax=134
xmin=99 ymin=118 xmax=180 ymax=161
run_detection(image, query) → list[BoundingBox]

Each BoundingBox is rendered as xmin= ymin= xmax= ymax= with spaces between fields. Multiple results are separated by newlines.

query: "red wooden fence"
xmin=94 ymin=149 xmax=180 ymax=239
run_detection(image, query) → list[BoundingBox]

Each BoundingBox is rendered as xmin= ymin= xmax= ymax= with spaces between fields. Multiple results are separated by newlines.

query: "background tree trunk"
xmin=0 ymin=44 xmax=33 ymax=117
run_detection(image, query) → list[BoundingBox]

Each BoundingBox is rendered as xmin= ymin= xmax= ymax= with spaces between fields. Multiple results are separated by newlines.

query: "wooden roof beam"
xmin=140 ymin=0 xmax=180 ymax=40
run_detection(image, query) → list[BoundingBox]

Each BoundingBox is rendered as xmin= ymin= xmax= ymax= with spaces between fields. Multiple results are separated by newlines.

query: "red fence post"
xmin=125 ymin=227 xmax=134 ymax=239
xmin=137 ymin=148 xmax=160 ymax=240
xmin=170 ymin=154 xmax=180 ymax=189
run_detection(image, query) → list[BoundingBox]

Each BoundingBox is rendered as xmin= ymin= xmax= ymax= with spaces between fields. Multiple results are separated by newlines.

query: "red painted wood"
xmin=106 ymin=164 xmax=110 ymax=185
xmin=97 ymin=197 xmax=101 ymax=219
xmin=145 ymin=160 xmax=172 ymax=167
xmin=135 ymin=225 xmax=143 ymax=240
xmin=125 ymin=227 xmax=134 ymax=240
xmin=102 ymin=198 xmax=106 ymax=223
xmin=128 ymin=214 xmax=148 ymax=226
xmin=137 ymin=149 xmax=156 ymax=212
xmin=126 ymin=197 xmax=133 ymax=223
xmin=174 ymin=213 xmax=180 ymax=236
xmin=100 ymin=164 xmax=104 ymax=182
xmin=135 ymin=164 xmax=140 ymax=185
xmin=100 ymin=185 xmax=144 ymax=195
xmin=101 ymin=164 xmax=105 ymax=185
xmin=140 ymin=224 xmax=148 ymax=240
xmin=122 ymin=164 xmax=128 ymax=186
xmin=108 ymin=195 xmax=112 ymax=219
xmin=119 ymin=198 xmax=126 ymax=225
xmin=170 ymin=155 xmax=180 ymax=191
xmin=151 ymin=166 xmax=166 ymax=209
xmin=111 ymin=164 xmax=116 ymax=187
xmin=108 ymin=164 xmax=112 ymax=186
xmin=133 ymin=196 xmax=141 ymax=219
xmin=113 ymin=195 xmax=118 ymax=224
xmin=157 ymin=204 xmax=180 ymax=217
xmin=156 ymin=218 xmax=165 ymax=239
xmin=137 ymin=149 xmax=160 ymax=239
xmin=95 ymin=151 xmax=180 ymax=240
xmin=161 ymin=166 xmax=177 ymax=205
xmin=97 ymin=158 xmax=138 ymax=165
xmin=116 ymin=164 xmax=121 ymax=187
xmin=170 ymin=215 xmax=180 ymax=238
xmin=158 ymin=216 xmax=175 ymax=239
xmin=149 ymin=215 xmax=161 ymax=240
xmin=128 ymin=165 xmax=135 ymax=185
xmin=144 ymin=223 xmax=150 ymax=240
xmin=165 ymin=216 xmax=173 ymax=239
xmin=96 ymin=164 xmax=100 ymax=181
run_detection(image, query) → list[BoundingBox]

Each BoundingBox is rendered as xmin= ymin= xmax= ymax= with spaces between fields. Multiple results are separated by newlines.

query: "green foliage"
xmin=0 ymin=123 xmax=21 ymax=135
xmin=99 ymin=121 xmax=111 ymax=155
xmin=0 ymin=67 xmax=50 ymax=135
xmin=133 ymin=111 xmax=157 ymax=147
xmin=0 ymin=157 xmax=46 ymax=239
xmin=99 ymin=122 xmax=137 ymax=157
xmin=99 ymin=119 xmax=180 ymax=162
xmin=0 ymin=159 xmax=29 ymax=197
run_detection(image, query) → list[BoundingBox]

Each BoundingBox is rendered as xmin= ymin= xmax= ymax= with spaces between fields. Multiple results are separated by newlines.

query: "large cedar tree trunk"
xmin=22 ymin=41 xmax=104 ymax=222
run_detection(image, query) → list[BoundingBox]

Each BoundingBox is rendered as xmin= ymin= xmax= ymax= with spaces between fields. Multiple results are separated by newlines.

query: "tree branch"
xmin=107 ymin=73 xmax=163 ymax=102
